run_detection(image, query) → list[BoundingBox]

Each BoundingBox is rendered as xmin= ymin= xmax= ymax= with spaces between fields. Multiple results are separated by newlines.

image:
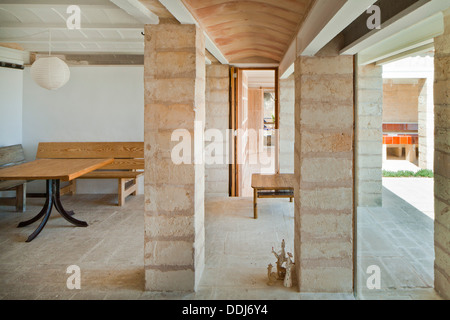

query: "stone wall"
xmin=205 ymin=64 xmax=229 ymax=197
xmin=294 ymin=38 xmax=354 ymax=293
xmin=280 ymin=74 xmax=295 ymax=174
xmin=144 ymin=24 xmax=205 ymax=292
xmin=356 ymin=63 xmax=383 ymax=207
xmin=434 ymin=8 xmax=450 ymax=300
xmin=417 ymin=80 xmax=430 ymax=169
xmin=383 ymin=80 xmax=423 ymax=123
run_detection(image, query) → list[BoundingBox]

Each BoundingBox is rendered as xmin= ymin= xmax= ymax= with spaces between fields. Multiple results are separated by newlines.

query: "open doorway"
xmin=381 ymin=54 xmax=435 ymax=174
xmin=356 ymin=55 xmax=437 ymax=299
xmin=230 ymin=68 xmax=279 ymax=197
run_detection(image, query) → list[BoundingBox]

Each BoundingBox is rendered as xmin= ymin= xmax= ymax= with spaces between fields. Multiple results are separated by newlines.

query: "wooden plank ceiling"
xmin=181 ymin=0 xmax=313 ymax=64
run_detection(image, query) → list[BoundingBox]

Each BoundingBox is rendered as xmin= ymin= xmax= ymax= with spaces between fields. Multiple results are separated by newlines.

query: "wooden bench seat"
xmin=36 ymin=142 xmax=144 ymax=206
xmin=0 ymin=145 xmax=27 ymax=212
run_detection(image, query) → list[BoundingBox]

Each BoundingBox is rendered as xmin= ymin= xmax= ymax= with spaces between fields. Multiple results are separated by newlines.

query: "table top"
xmin=251 ymin=174 xmax=295 ymax=190
xmin=0 ymin=158 xmax=114 ymax=182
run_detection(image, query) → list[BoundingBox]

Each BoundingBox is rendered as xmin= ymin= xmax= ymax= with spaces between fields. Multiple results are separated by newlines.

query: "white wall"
xmin=22 ymin=66 xmax=144 ymax=194
xmin=0 ymin=67 xmax=23 ymax=147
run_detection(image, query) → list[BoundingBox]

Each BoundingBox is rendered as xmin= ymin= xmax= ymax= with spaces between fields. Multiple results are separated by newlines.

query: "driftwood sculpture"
xmin=271 ymin=239 xmax=287 ymax=280
xmin=284 ymin=253 xmax=294 ymax=288
xmin=267 ymin=264 xmax=278 ymax=286
xmin=268 ymin=239 xmax=295 ymax=288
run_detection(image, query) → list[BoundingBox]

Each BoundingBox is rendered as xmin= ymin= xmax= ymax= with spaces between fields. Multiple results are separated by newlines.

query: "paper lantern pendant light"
xmin=30 ymin=57 xmax=71 ymax=90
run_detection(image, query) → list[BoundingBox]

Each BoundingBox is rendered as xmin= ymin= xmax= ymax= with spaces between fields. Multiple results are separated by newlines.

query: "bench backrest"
xmin=0 ymin=144 xmax=26 ymax=168
xmin=36 ymin=142 xmax=144 ymax=170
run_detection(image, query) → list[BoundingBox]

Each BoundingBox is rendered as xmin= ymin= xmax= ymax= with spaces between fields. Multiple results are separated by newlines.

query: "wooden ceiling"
xmin=181 ymin=0 xmax=313 ymax=64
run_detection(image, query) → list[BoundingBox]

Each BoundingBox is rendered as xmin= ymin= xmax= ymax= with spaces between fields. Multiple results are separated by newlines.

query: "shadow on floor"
xmin=356 ymin=186 xmax=436 ymax=299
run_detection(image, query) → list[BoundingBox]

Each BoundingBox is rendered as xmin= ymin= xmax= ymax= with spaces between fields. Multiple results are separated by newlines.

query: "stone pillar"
xmin=418 ymin=78 xmax=431 ymax=169
xmin=294 ymin=38 xmax=354 ymax=293
xmin=144 ymin=23 xmax=205 ymax=292
xmin=279 ymin=74 xmax=295 ymax=174
xmin=205 ymin=64 xmax=229 ymax=197
xmin=355 ymin=62 xmax=383 ymax=207
xmin=434 ymin=9 xmax=450 ymax=300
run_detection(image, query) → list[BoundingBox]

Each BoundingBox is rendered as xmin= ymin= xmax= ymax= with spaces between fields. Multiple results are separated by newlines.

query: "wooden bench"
xmin=0 ymin=145 xmax=27 ymax=212
xmin=251 ymin=174 xmax=295 ymax=219
xmin=36 ymin=142 xmax=144 ymax=206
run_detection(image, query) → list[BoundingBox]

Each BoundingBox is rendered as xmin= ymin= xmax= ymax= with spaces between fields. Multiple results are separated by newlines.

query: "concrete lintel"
xmin=340 ymin=0 xmax=449 ymax=56
xmin=158 ymin=0 xmax=229 ymax=65
xmin=279 ymin=0 xmax=376 ymax=77
xmin=375 ymin=42 xmax=435 ymax=66
xmin=297 ymin=0 xmax=377 ymax=57
xmin=279 ymin=40 xmax=296 ymax=79
xmin=356 ymin=12 xmax=444 ymax=65
xmin=110 ymin=0 xmax=159 ymax=24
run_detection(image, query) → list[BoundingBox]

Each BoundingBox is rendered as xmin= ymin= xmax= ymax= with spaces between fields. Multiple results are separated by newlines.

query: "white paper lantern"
xmin=30 ymin=57 xmax=70 ymax=90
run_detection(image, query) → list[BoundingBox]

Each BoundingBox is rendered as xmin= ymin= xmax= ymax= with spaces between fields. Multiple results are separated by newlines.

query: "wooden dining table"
xmin=0 ymin=158 xmax=114 ymax=242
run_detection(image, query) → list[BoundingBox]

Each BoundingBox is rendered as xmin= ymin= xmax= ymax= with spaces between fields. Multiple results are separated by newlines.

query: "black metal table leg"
xmin=18 ymin=179 xmax=88 ymax=242
xmin=53 ymin=180 xmax=88 ymax=227
xmin=24 ymin=180 xmax=54 ymax=242
xmin=53 ymin=180 xmax=75 ymax=216
xmin=17 ymin=180 xmax=50 ymax=228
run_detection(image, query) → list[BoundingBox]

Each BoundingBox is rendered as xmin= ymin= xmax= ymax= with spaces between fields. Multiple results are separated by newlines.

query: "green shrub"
xmin=383 ymin=169 xmax=434 ymax=178
xmin=414 ymin=169 xmax=434 ymax=178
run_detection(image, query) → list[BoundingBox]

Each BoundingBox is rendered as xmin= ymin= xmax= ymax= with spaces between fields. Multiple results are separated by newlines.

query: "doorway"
xmin=229 ymin=68 xmax=279 ymax=197
xmin=356 ymin=55 xmax=437 ymax=299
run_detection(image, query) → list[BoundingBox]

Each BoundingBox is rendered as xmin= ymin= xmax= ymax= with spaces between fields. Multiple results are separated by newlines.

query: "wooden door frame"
xmin=229 ymin=67 xmax=280 ymax=197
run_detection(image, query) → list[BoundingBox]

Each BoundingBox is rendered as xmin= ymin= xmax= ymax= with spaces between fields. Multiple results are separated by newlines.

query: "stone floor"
xmin=0 ymin=178 xmax=441 ymax=300
xmin=383 ymin=159 xmax=421 ymax=173
xmin=356 ymin=178 xmax=439 ymax=300
xmin=383 ymin=177 xmax=434 ymax=219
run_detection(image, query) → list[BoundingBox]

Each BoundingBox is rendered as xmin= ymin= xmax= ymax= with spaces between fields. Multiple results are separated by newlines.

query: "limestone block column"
xmin=294 ymin=39 xmax=354 ymax=293
xmin=205 ymin=64 xmax=229 ymax=197
xmin=280 ymin=74 xmax=295 ymax=174
xmin=434 ymin=9 xmax=450 ymax=300
xmin=355 ymin=62 xmax=383 ymax=207
xmin=144 ymin=23 xmax=206 ymax=292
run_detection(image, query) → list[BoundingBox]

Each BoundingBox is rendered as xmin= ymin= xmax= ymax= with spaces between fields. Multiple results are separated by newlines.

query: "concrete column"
xmin=144 ymin=23 xmax=206 ymax=292
xmin=434 ymin=9 xmax=450 ymax=300
xmin=355 ymin=62 xmax=383 ymax=207
xmin=294 ymin=38 xmax=354 ymax=293
xmin=205 ymin=64 xmax=229 ymax=197
xmin=279 ymin=74 xmax=295 ymax=174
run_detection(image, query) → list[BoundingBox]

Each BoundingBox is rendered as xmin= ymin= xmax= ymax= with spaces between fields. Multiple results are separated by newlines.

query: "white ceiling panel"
xmin=0 ymin=0 xmax=148 ymax=55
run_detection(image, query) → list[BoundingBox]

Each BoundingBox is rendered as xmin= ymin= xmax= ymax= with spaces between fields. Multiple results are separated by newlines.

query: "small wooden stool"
xmin=251 ymin=174 xmax=295 ymax=219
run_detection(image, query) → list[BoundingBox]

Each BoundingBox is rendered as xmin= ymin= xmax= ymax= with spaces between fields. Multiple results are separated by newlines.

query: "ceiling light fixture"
xmin=30 ymin=30 xmax=70 ymax=90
